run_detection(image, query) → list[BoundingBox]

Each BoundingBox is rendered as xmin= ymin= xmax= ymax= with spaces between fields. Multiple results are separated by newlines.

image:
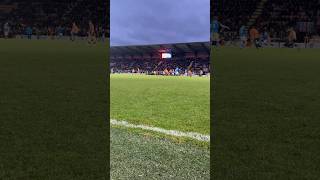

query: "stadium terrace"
xmin=211 ymin=0 xmax=320 ymax=48
xmin=110 ymin=42 xmax=210 ymax=76
xmin=0 ymin=1 xmax=109 ymax=39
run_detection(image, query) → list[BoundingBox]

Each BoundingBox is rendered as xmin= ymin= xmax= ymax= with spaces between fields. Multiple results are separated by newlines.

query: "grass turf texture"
xmin=110 ymin=74 xmax=210 ymax=135
xmin=111 ymin=127 xmax=210 ymax=179
xmin=212 ymin=48 xmax=320 ymax=179
xmin=0 ymin=39 xmax=108 ymax=179
xmin=110 ymin=73 xmax=210 ymax=178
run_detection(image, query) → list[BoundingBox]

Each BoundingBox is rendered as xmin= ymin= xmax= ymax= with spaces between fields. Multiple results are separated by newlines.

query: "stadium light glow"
xmin=161 ymin=53 xmax=172 ymax=59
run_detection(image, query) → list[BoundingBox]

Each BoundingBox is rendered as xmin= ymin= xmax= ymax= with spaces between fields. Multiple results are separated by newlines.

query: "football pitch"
xmin=110 ymin=74 xmax=210 ymax=135
xmin=0 ymin=39 xmax=109 ymax=179
xmin=110 ymin=74 xmax=210 ymax=178
xmin=212 ymin=47 xmax=320 ymax=179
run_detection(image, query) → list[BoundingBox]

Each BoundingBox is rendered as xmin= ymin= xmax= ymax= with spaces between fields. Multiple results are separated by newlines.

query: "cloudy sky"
xmin=110 ymin=0 xmax=209 ymax=46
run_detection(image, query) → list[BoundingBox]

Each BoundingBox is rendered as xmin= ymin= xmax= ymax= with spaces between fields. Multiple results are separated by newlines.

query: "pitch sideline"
xmin=111 ymin=119 xmax=210 ymax=142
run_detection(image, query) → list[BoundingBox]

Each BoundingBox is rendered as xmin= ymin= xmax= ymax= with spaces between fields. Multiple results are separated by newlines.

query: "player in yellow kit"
xmin=88 ymin=20 xmax=97 ymax=44
xmin=70 ymin=22 xmax=79 ymax=41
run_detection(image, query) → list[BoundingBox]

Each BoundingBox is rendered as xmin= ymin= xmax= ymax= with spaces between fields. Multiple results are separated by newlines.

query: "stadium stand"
xmin=110 ymin=42 xmax=210 ymax=76
xmin=0 ymin=0 xmax=109 ymax=39
xmin=213 ymin=0 xmax=260 ymax=31
xmin=213 ymin=0 xmax=320 ymax=45
xmin=257 ymin=0 xmax=320 ymax=41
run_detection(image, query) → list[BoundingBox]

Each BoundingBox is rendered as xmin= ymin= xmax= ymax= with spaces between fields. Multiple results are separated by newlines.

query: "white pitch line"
xmin=111 ymin=119 xmax=210 ymax=142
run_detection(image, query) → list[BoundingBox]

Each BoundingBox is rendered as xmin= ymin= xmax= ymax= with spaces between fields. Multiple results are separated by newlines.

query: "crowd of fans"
xmin=213 ymin=0 xmax=320 ymax=43
xmin=110 ymin=57 xmax=210 ymax=76
xmin=212 ymin=0 xmax=259 ymax=33
xmin=0 ymin=1 xmax=109 ymax=39
xmin=258 ymin=0 xmax=320 ymax=41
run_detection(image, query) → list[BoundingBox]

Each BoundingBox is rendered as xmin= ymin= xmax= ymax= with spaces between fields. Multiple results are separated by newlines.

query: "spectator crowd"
xmin=110 ymin=57 xmax=210 ymax=77
xmin=213 ymin=0 xmax=320 ymax=43
xmin=0 ymin=0 xmax=109 ymax=39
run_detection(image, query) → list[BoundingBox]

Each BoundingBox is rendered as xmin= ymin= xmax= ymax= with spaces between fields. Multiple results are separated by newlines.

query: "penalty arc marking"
xmin=111 ymin=119 xmax=210 ymax=142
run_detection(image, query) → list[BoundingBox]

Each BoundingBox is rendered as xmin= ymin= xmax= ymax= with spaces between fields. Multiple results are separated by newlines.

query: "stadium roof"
xmin=110 ymin=42 xmax=210 ymax=59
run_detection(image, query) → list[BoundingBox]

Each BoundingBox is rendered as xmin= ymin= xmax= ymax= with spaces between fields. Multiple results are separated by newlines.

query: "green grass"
xmin=0 ymin=39 xmax=108 ymax=179
xmin=110 ymin=74 xmax=210 ymax=134
xmin=212 ymin=48 xmax=320 ymax=179
xmin=110 ymin=72 xmax=210 ymax=179
xmin=111 ymin=127 xmax=210 ymax=179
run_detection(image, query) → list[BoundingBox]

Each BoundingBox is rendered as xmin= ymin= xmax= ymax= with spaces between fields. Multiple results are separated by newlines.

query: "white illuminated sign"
xmin=161 ymin=53 xmax=172 ymax=59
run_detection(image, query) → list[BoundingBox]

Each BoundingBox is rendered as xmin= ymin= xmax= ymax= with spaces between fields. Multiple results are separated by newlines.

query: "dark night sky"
xmin=110 ymin=0 xmax=209 ymax=46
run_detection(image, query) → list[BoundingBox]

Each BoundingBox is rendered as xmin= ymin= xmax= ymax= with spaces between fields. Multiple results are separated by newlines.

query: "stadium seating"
xmin=213 ymin=0 xmax=320 ymax=42
xmin=213 ymin=0 xmax=260 ymax=31
xmin=258 ymin=0 xmax=319 ymax=41
xmin=110 ymin=42 xmax=210 ymax=76
xmin=0 ymin=0 xmax=109 ymax=38
xmin=110 ymin=57 xmax=210 ymax=76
